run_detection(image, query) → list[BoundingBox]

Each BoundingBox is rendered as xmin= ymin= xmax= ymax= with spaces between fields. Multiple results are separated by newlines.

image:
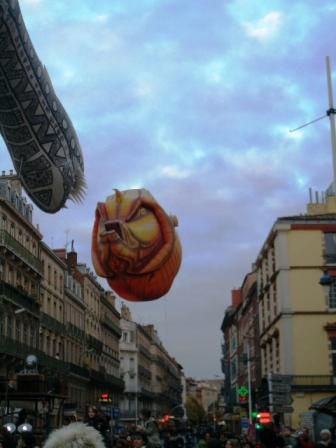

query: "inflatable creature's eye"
xmin=133 ymin=207 xmax=148 ymax=219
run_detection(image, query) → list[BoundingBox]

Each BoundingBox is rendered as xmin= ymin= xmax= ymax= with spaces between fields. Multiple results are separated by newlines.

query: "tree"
xmin=186 ymin=396 xmax=206 ymax=423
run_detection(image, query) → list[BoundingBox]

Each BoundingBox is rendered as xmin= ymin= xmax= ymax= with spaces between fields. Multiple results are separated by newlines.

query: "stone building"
xmin=0 ymin=171 xmax=123 ymax=426
xmin=119 ymin=304 xmax=183 ymax=421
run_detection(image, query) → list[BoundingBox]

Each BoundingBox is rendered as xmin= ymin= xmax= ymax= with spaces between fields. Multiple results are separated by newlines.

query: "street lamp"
xmin=319 ymin=271 xmax=334 ymax=295
xmin=121 ymin=369 xmax=138 ymax=425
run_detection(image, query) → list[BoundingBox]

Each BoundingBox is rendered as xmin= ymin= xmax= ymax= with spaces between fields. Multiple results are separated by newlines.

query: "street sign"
xmin=270 ymin=395 xmax=293 ymax=406
xmin=241 ymin=417 xmax=249 ymax=430
xmin=112 ymin=407 xmax=120 ymax=419
xmin=270 ymin=384 xmax=291 ymax=394
xmin=271 ymin=405 xmax=294 ymax=413
xmin=269 ymin=374 xmax=292 ymax=383
xmin=268 ymin=374 xmax=292 ymax=408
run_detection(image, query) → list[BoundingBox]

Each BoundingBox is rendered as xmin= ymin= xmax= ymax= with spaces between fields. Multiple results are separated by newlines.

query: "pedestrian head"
xmin=43 ymin=422 xmax=105 ymax=448
xmin=132 ymin=432 xmax=148 ymax=448
xmin=225 ymin=440 xmax=240 ymax=448
xmin=320 ymin=429 xmax=332 ymax=442
xmin=141 ymin=409 xmax=151 ymax=420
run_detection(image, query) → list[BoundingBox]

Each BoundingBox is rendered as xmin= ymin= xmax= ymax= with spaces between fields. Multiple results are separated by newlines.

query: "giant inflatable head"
xmin=92 ymin=188 xmax=182 ymax=301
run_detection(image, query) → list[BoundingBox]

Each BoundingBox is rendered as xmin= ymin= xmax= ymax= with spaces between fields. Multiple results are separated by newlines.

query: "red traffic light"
xmin=99 ymin=393 xmax=112 ymax=402
xmin=257 ymin=412 xmax=272 ymax=424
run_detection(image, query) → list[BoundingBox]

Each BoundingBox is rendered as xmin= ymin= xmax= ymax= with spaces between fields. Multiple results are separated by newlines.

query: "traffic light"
xmin=99 ymin=392 xmax=112 ymax=403
xmin=256 ymin=411 xmax=272 ymax=429
xmin=160 ymin=415 xmax=171 ymax=424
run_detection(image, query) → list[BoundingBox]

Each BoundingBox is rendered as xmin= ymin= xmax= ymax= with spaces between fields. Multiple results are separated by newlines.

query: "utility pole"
xmin=326 ymin=56 xmax=336 ymax=193
xmin=247 ymin=344 xmax=252 ymax=423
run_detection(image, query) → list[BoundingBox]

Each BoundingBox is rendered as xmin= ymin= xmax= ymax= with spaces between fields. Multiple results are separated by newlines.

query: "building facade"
xmin=256 ymin=212 xmax=336 ymax=427
xmin=0 ymin=172 xmax=123 ymax=429
xmin=119 ymin=304 xmax=183 ymax=421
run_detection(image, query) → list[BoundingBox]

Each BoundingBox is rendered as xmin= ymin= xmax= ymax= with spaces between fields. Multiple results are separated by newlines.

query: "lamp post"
xmin=135 ymin=371 xmax=138 ymax=426
xmin=246 ymin=344 xmax=252 ymax=424
xmin=319 ymin=271 xmax=334 ymax=293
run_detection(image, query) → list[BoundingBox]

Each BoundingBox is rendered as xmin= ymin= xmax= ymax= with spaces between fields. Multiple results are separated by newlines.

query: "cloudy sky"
xmin=2 ymin=0 xmax=336 ymax=378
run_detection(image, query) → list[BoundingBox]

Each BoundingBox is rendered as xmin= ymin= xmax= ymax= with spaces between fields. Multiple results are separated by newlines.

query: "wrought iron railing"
xmin=0 ymin=229 xmax=42 ymax=274
xmin=291 ymin=375 xmax=335 ymax=386
xmin=0 ymin=282 xmax=39 ymax=314
xmin=66 ymin=322 xmax=85 ymax=340
xmin=102 ymin=315 xmax=122 ymax=338
xmin=40 ymin=312 xmax=65 ymax=334
xmin=87 ymin=335 xmax=103 ymax=354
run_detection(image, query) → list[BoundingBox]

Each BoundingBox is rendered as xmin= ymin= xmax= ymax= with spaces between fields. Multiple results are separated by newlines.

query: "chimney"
xmin=67 ymin=241 xmax=77 ymax=269
xmin=231 ymin=288 xmax=242 ymax=307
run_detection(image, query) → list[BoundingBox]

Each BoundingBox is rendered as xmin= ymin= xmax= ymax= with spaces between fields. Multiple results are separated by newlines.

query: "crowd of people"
xmin=1 ymin=407 xmax=336 ymax=448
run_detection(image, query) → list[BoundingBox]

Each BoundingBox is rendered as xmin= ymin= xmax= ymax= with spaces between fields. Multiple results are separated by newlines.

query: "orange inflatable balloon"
xmin=91 ymin=189 xmax=182 ymax=301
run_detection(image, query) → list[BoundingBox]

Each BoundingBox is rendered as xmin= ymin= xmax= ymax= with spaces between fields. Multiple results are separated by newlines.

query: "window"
xmin=331 ymin=338 xmax=336 ymax=376
xmin=15 ymin=319 xmax=21 ymax=341
xmin=329 ymin=280 xmax=336 ymax=309
xmin=7 ymin=317 xmax=12 ymax=338
xmin=325 ymin=233 xmax=336 ymax=263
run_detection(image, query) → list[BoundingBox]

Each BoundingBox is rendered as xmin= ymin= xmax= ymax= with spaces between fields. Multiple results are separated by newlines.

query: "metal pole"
xmin=326 ymin=56 xmax=336 ymax=190
xmin=247 ymin=344 xmax=252 ymax=424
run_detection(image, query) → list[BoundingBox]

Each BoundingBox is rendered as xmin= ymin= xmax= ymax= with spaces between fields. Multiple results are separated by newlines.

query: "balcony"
xmin=119 ymin=411 xmax=137 ymax=419
xmin=40 ymin=312 xmax=65 ymax=334
xmin=68 ymin=363 xmax=90 ymax=379
xmin=0 ymin=335 xmax=68 ymax=372
xmin=90 ymin=369 xmax=124 ymax=390
xmin=87 ymin=335 xmax=103 ymax=354
xmin=325 ymin=254 xmax=336 ymax=264
xmin=102 ymin=315 xmax=122 ymax=338
xmin=139 ymin=346 xmax=152 ymax=361
xmin=0 ymin=230 xmax=42 ymax=274
xmin=292 ymin=375 xmax=336 ymax=392
xmin=66 ymin=322 xmax=85 ymax=340
xmin=0 ymin=282 xmax=39 ymax=314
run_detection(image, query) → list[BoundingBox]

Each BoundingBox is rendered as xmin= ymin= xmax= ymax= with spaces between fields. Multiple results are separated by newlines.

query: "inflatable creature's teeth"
xmin=69 ymin=171 xmax=87 ymax=203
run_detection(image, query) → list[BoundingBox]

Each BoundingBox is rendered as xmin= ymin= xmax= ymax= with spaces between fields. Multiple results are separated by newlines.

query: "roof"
xmin=310 ymin=395 xmax=336 ymax=415
xmin=278 ymin=213 xmax=336 ymax=223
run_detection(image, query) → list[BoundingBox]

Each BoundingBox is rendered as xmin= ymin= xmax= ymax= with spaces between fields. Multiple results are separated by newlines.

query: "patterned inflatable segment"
xmin=0 ymin=0 xmax=85 ymax=213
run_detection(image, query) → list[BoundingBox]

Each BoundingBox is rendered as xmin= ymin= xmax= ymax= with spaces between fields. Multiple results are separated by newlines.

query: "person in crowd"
xmin=138 ymin=410 xmax=161 ymax=448
xmin=280 ymin=426 xmax=298 ymax=448
xmin=296 ymin=428 xmax=314 ymax=448
xmin=42 ymin=422 xmax=106 ymax=448
xmin=0 ymin=427 xmax=16 ymax=448
xmin=315 ymin=429 xmax=336 ymax=448
xmin=167 ymin=427 xmax=185 ymax=448
xmin=185 ymin=427 xmax=196 ymax=448
xmin=133 ymin=433 xmax=148 ymax=448
xmin=197 ymin=432 xmax=210 ymax=448
xmin=17 ymin=431 xmax=38 ymax=448
xmin=224 ymin=440 xmax=239 ymax=448
xmin=85 ymin=406 xmax=110 ymax=446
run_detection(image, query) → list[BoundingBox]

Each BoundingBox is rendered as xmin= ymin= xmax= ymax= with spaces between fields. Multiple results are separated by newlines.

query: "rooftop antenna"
xmin=290 ymin=56 xmax=336 ymax=193
xmin=326 ymin=56 xmax=336 ymax=193
xmin=65 ymin=228 xmax=70 ymax=250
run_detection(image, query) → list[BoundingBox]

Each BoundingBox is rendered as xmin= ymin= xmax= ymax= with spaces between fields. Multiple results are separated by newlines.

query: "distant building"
xmin=119 ymin=304 xmax=183 ymax=421
xmin=187 ymin=378 xmax=222 ymax=413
